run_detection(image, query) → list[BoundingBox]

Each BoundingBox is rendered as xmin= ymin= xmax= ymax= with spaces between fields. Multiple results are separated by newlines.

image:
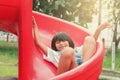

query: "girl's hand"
xmin=32 ymin=16 xmax=37 ymax=28
xmin=32 ymin=16 xmax=39 ymax=38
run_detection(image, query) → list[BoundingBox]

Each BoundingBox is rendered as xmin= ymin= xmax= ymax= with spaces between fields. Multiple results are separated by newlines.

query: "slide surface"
xmin=0 ymin=0 xmax=105 ymax=80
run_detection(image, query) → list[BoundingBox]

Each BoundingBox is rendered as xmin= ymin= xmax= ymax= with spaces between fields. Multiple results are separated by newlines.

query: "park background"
xmin=0 ymin=0 xmax=120 ymax=80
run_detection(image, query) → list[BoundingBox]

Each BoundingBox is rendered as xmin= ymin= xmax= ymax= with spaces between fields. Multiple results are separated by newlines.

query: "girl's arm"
xmin=33 ymin=17 xmax=48 ymax=56
xmin=93 ymin=22 xmax=111 ymax=41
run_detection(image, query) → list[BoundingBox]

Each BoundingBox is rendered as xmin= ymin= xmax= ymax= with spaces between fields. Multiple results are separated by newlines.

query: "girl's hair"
xmin=51 ymin=32 xmax=74 ymax=51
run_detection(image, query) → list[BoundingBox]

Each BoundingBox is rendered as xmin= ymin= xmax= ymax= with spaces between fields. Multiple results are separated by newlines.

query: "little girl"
xmin=32 ymin=17 xmax=111 ymax=75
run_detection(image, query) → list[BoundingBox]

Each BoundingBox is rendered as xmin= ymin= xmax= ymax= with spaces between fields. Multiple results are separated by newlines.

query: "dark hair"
xmin=51 ymin=32 xmax=74 ymax=51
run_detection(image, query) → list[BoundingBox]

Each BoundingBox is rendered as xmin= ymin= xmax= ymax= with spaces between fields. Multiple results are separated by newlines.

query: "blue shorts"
xmin=74 ymin=46 xmax=83 ymax=66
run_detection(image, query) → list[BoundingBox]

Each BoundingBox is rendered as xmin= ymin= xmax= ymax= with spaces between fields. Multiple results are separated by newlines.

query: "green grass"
xmin=0 ymin=65 xmax=18 ymax=76
xmin=0 ymin=41 xmax=18 ymax=63
xmin=0 ymin=41 xmax=120 ymax=76
xmin=0 ymin=41 xmax=17 ymax=47
xmin=103 ymin=49 xmax=120 ymax=71
xmin=0 ymin=41 xmax=18 ymax=76
xmin=115 ymin=50 xmax=120 ymax=71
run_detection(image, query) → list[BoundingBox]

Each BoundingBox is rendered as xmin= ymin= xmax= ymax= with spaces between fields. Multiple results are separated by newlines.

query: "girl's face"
xmin=55 ymin=40 xmax=69 ymax=51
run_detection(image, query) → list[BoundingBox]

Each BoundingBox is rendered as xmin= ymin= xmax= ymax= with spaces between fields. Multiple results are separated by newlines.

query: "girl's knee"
xmin=61 ymin=47 xmax=74 ymax=58
xmin=84 ymin=36 xmax=96 ymax=44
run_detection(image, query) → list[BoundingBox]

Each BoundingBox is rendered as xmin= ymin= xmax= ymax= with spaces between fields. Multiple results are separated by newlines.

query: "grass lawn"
xmin=0 ymin=65 xmax=18 ymax=76
xmin=0 ymin=41 xmax=120 ymax=76
xmin=0 ymin=41 xmax=18 ymax=76
xmin=103 ymin=49 xmax=120 ymax=71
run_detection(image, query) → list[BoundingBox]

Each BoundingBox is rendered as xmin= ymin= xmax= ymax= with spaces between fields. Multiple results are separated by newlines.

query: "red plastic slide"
xmin=0 ymin=0 xmax=105 ymax=80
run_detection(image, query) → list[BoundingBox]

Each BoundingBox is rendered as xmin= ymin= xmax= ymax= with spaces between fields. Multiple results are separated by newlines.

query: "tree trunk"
xmin=116 ymin=37 xmax=120 ymax=50
xmin=112 ymin=22 xmax=117 ymax=52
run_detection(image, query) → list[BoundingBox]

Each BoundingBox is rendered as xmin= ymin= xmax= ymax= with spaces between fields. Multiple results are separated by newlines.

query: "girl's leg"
xmin=57 ymin=47 xmax=77 ymax=75
xmin=82 ymin=22 xmax=111 ymax=62
xmin=82 ymin=36 xmax=96 ymax=62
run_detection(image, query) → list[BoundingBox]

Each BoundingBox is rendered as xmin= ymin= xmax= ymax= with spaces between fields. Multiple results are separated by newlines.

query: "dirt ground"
xmin=0 ymin=76 xmax=17 ymax=80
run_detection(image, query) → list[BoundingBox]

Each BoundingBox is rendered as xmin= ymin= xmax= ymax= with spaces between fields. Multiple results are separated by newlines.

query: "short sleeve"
xmin=43 ymin=47 xmax=59 ymax=67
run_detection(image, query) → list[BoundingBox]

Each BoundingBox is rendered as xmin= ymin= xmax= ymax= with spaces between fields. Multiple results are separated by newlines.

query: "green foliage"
xmin=33 ymin=0 xmax=97 ymax=27
xmin=107 ymin=0 xmax=120 ymax=50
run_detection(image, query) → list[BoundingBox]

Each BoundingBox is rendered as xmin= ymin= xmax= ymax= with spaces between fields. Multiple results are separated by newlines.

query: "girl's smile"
xmin=55 ymin=40 xmax=69 ymax=51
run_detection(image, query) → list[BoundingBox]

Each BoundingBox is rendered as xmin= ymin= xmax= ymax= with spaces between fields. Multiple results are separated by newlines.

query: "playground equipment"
xmin=0 ymin=0 xmax=105 ymax=80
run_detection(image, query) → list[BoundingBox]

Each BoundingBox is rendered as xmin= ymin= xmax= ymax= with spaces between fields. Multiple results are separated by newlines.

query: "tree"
xmin=107 ymin=0 xmax=120 ymax=51
xmin=33 ymin=0 xmax=97 ymax=27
